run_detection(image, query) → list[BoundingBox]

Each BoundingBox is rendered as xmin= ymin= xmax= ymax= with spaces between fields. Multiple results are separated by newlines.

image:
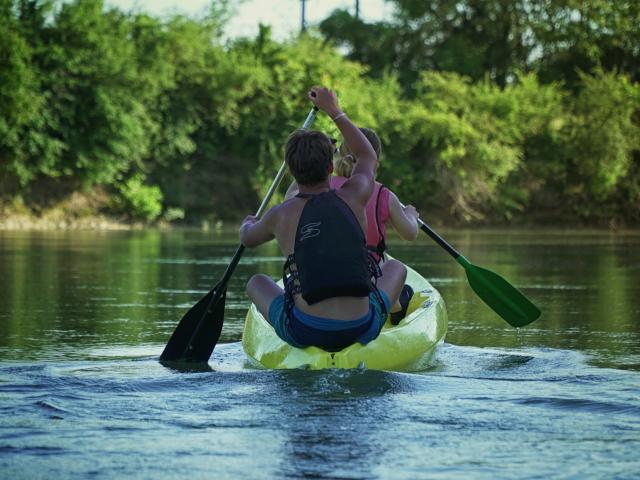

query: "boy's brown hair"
xmin=285 ymin=129 xmax=334 ymax=185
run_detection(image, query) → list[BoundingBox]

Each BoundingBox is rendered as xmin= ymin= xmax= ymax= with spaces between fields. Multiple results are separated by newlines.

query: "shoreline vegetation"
xmin=0 ymin=189 xmax=632 ymax=231
xmin=1 ymin=1 xmax=639 ymax=229
xmin=0 ymin=192 xmax=132 ymax=230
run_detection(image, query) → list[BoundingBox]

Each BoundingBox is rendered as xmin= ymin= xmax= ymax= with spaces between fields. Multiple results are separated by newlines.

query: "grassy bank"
xmin=2 ymin=189 xmax=633 ymax=231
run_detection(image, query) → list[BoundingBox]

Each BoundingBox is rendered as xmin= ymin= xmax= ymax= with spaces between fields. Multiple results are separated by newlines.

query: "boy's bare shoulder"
xmin=276 ymin=197 xmax=300 ymax=213
xmin=264 ymin=197 xmax=301 ymax=224
xmin=336 ymin=173 xmax=373 ymax=208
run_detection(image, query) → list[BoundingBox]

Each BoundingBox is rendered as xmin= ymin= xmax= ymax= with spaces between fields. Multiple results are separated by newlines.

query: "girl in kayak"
xmin=240 ymin=86 xmax=408 ymax=351
xmin=332 ymin=128 xmax=420 ymax=262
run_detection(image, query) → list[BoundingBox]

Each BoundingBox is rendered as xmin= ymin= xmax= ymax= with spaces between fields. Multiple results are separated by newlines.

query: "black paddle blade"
xmin=159 ymin=286 xmax=226 ymax=362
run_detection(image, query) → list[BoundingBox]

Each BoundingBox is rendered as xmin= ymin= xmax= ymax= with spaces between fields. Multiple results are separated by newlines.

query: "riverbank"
xmin=0 ymin=192 xmax=226 ymax=231
xmin=0 ymin=191 xmax=634 ymax=231
xmin=0 ymin=192 xmax=133 ymax=230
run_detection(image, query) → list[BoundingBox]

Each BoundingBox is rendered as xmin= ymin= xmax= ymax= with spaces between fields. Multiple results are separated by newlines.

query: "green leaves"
xmin=116 ymin=174 xmax=163 ymax=221
xmin=0 ymin=0 xmax=638 ymax=226
xmin=0 ymin=7 xmax=50 ymax=189
xmin=321 ymin=1 xmax=640 ymax=94
xmin=569 ymin=70 xmax=640 ymax=197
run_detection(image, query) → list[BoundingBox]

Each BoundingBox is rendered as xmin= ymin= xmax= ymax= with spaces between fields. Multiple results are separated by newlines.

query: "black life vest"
xmin=283 ymin=190 xmax=380 ymax=306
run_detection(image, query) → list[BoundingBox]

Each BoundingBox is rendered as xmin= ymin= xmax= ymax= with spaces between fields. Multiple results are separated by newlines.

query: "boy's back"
xmin=240 ymin=86 xmax=407 ymax=351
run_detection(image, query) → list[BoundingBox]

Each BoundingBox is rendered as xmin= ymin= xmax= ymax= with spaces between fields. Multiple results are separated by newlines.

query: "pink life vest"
xmin=330 ymin=175 xmax=390 ymax=260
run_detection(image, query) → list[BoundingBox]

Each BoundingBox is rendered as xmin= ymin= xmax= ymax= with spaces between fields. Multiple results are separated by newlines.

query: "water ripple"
xmin=515 ymin=396 xmax=640 ymax=415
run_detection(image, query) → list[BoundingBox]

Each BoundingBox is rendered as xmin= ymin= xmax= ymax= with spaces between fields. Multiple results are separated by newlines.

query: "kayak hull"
xmin=242 ymin=264 xmax=447 ymax=371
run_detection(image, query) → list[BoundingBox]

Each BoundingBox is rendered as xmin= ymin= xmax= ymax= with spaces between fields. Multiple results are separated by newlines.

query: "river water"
xmin=1 ymin=229 xmax=638 ymax=479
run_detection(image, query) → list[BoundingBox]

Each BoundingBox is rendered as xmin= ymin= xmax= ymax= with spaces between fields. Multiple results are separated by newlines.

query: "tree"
xmin=530 ymin=1 xmax=640 ymax=88
xmin=319 ymin=0 xmax=640 ymax=93
xmin=0 ymin=1 xmax=61 ymax=193
xmin=320 ymin=0 xmax=533 ymax=93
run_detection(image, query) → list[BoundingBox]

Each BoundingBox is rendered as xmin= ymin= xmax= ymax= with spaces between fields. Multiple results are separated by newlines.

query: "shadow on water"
xmin=155 ymin=344 xmax=420 ymax=479
xmin=261 ymin=368 xmax=415 ymax=479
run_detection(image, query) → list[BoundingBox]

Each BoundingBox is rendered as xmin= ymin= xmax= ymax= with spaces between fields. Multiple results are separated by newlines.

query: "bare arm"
xmin=239 ymin=207 xmax=277 ymax=248
xmin=308 ymin=87 xmax=376 ymax=206
xmin=388 ymin=192 xmax=420 ymax=241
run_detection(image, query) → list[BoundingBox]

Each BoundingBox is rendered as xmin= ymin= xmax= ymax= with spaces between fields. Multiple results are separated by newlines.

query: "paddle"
xmin=160 ymin=106 xmax=319 ymax=363
xmin=416 ymin=218 xmax=541 ymax=327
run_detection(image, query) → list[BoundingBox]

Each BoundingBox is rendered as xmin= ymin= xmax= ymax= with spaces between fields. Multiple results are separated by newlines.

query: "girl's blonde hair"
xmin=334 ymin=128 xmax=381 ymax=178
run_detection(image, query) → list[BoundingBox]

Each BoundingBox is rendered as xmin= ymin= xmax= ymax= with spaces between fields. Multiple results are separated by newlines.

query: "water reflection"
xmin=0 ymin=229 xmax=639 ymax=370
xmin=267 ymin=369 xmax=411 ymax=478
xmin=1 ymin=228 xmax=639 ymax=479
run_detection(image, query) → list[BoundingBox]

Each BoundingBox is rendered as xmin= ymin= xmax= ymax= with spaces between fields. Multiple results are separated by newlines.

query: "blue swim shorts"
xmin=267 ymin=291 xmax=392 ymax=351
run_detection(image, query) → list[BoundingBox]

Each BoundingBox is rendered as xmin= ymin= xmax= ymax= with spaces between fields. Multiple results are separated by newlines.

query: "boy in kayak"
xmin=240 ymin=86 xmax=407 ymax=351
xmin=285 ymin=127 xmax=420 ymax=324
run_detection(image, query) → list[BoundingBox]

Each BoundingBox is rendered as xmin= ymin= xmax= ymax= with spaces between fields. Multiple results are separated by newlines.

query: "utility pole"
xmin=355 ymin=0 xmax=360 ymax=19
xmin=301 ymin=0 xmax=307 ymax=33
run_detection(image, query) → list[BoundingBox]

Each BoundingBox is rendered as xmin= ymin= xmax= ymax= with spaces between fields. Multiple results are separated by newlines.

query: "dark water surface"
xmin=1 ymin=229 xmax=639 ymax=479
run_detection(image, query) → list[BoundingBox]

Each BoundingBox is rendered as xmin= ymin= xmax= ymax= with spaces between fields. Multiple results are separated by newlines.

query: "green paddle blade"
xmin=457 ymin=256 xmax=541 ymax=328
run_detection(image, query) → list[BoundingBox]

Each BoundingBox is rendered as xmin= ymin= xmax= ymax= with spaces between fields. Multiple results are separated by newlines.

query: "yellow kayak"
xmin=242 ymin=263 xmax=447 ymax=371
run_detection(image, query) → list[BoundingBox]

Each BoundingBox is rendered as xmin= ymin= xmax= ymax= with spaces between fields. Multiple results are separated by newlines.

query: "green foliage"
xmin=492 ymin=73 xmax=567 ymax=217
xmin=116 ymin=174 xmax=163 ymax=221
xmin=547 ymin=69 xmax=640 ymax=222
xmin=44 ymin=0 xmax=152 ymax=184
xmin=377 ymin=72 xmax=558 ymax=220
xmin=0 ymin=3 xmax=58 ymax=190
xmin=320 ymin=1 xmax=640 ymax=94
xmin=529 ymin=1 xmax=640 ymax=88
xmin=566 ymin=70 xmax=640 ymax=198
xmin=321 ymin=1 xmax=534 ymax=92
xmin=0 ymin=0 xmax=639 ymax=226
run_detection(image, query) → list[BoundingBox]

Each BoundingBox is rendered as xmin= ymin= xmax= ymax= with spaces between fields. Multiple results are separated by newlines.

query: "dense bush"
xmin=115 ymin=174 xmax=163 ymax=221
xmin=0 ymin=0 xmax=638 ymax=226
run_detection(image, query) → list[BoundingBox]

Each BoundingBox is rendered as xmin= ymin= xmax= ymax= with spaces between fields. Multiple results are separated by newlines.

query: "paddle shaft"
xmin=401 ymin=205 xmax=540 ymax=326
xmin=399 ymin=202 xmax=467 ymax=265
xmin=417 ymin=219 xmax=463 ymax=261
xmin=182 ymin=107 xmax=319 ymax=355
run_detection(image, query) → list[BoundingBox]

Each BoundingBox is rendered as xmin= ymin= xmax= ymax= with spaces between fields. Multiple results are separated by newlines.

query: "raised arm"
xmin=308 ymin=87 xmax=376 ymax=205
